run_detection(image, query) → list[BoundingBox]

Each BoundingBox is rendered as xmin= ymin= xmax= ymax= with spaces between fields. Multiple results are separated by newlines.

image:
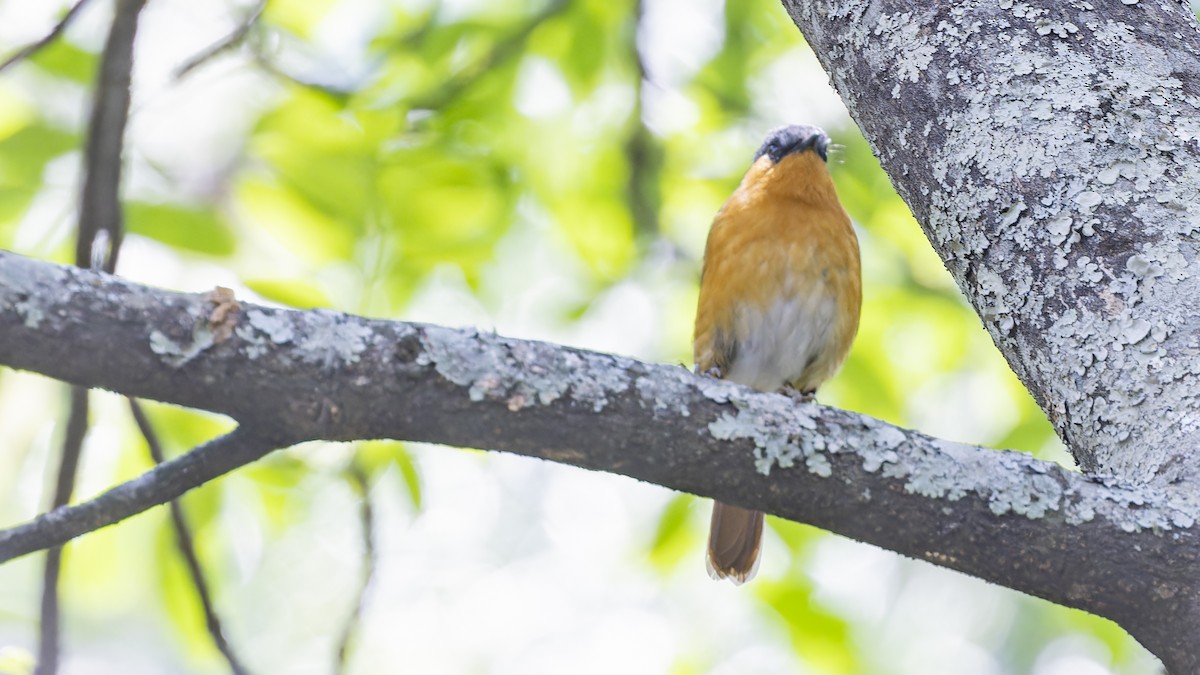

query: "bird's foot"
xmin=778 ymin=384 xmax=816 ymax=404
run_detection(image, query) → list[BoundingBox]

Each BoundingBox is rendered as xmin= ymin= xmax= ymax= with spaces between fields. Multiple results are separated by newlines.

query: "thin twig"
xmin=35 ymin=386 xmax=88 ymax=675
xmin=75 ymin=0 xmax=147 ymax=273
xmin=129 ymin=401 xmax=253 ymax=675
xmin=249 ymin=47 xmax=354 ymax=99
xmin=624 ymin=0 xmax=661 ymax=238
xmin=38 ymin=1 xmax=147 ymax=670
xmin=0 ymin=427 xmax=282 ymax=565
xmin=409 ymin=0 xmax=572 ymax=111
xmin=0 ymin=0 xmax=96 ymax=74
xmin=173 ymin=0 xmax=267 ymax=81
xmin=333 ymin=461 xmax=376 ymax=675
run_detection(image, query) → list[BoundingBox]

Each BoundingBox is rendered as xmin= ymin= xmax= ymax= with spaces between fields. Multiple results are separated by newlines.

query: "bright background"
xmin=0 ymin=0 xmax=1164 ymax=673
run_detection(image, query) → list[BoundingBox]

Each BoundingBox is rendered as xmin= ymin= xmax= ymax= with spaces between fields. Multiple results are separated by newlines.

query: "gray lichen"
xmin=707 ymin=392 xmax=826 ymax=476
xmin=295 ymin=310 xmax=375 ymax=367
xmin=695 ymin=378 xmax=1198 ymax=534
xmin=0 ymin=255 xmax=66 ymax=330
xmin=418 ymin=326 xmax=631 ymax=412
xmin=235 ymin=309 xmax=297 ymax=359
xmin=148 ymin=325 xmax=214 ymax=367
xmin=785 ymin=0 xmax=1200 ymax=483
xmin=15 ymin=299 xmax=43 ymax=329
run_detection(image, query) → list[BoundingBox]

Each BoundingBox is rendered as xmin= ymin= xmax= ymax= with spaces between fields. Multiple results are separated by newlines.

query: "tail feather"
xmin=706 ymin=502 xmax=764 ymax=584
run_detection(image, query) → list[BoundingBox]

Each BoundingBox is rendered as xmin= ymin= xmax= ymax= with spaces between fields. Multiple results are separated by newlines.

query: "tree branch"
xmin=333 ymin=461 xmax=375 ymax=675
xmin=408 ymin=0 xmax=572 ymax=111
xmin=624 ymin=0 xmax=662 ymax=239
xmin=128 ymin=401 xmax=252 ymax=675
xmin=0 ymin=425 xmax=281 ymax=564
xmin=2 ymin=249 xmax=1199 ymax=666
xmin=38 ymin=2 xmax=146 ymax=670
xmin=76 ymin=0 xmax=146 ymax=273
xmin=172 ymin=0 xmax=267 ymax=80
xmin=0 ymin=0 xmax=95 ymax=74
xmin=36 ymin=386 xmax=88 ymax=675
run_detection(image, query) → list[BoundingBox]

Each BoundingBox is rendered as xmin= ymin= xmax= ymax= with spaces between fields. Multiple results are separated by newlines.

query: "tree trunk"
xmin=782 ymin=0 xmax=1200 ymax=669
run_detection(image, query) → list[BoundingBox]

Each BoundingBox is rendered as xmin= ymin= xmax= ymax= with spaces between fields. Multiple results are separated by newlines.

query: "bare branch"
xmin=0 ymin=425 xmax=282 ymax=565
xmin=128 ymin=401 xmax=253 ymax=675
xmin=248 ymin=49 xmax=353 ymax=99
xmin=38 ymin=1 xmax=148 ymax=668
xmin=36 ymin=386 xmax=88 ymax=675
xmin=624 ymin=0 xmax=662 ymax=239
xmin=0 ymin=0 xmax=95 ymax=74
xmin=173 ymin=0 xmax=267 ymax=81
xmin=333 ymin=461 xmax=375 ymax=675
xmin=409 ymin=0 xmax=572 ymax=111
xmin=75 ymin=0 xmax=146 ymax=273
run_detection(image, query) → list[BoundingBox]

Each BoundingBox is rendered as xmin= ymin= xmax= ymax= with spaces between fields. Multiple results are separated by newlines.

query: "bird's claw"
xmin=778 ymin=384 xmax=816 ymax=404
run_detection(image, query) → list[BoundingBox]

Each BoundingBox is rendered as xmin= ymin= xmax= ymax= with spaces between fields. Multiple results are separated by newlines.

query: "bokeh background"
xmin=0 ymin=0 xmax=1166 ymax=673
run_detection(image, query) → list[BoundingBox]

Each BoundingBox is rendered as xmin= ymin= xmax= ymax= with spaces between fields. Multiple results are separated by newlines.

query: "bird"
xmin=693 ymin=124 xmax=861 ymax=584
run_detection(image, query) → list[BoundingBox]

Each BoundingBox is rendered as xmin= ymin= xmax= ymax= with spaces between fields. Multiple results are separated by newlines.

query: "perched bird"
xmin=693 ymin=125 xmax=861 ymax=584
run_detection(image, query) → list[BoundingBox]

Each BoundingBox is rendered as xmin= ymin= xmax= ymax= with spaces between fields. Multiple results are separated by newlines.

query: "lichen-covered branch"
xmin=781 ymin=0 xmax=1200 ymax=487
xmin=2 ymin=249 xmax=1199 ymax=666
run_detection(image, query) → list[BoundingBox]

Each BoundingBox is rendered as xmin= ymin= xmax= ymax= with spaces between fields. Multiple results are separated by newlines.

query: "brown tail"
xmin=706 ymin=501 xmax=764 ymax=584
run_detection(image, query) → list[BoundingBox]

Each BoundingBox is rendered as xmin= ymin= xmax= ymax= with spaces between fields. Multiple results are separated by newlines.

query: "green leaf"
xmin=28 ymin=38 xmax=97 ymax=84
xmin=769 ymin=517 xmax=825 ymax=555
xmin=242 ymin=452 xmax=309 ymax=490
xmin=154 ymin=516 xmax=219 ymax=665
xmin=756 ymin=578 xmax=858 ymax=673
xmin=0 ymin=120 xmax=77 ymax=229
xmin=554 ymin=197 xmax=634 ymax=279
xmin=392 ymin=448 xmax=422 ymax=511
xmin=264 ymin=0 xmax=340 ymax=39
xmin=0 ymin=647 xmax=34 ymax=675
xmin=530 ymin=10 xmax=603 ymax=93
xmin=134 ymin=401 xmax=235 ymax=450
xmin=648 ymin=493 xmax=697 ymax=572
xmin=125 ymin=201 xmax=236 ymax=256
xmin=240 ymin=452 xmax=312 ymax=532
xmin=357 ymin=440 xmax=422 ymax=511
xmin=235 ymin=179 xmax=356 ymax=264
xmin=243 ymin=277 xmax=332 ymax=309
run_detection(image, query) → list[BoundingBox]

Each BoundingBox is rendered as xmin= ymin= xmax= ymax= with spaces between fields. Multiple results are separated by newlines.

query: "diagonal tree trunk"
xmin=783 ymin=0 xmax=1200 ymax=481
xmin=781 ymin=0 xmax=1200 ymax=668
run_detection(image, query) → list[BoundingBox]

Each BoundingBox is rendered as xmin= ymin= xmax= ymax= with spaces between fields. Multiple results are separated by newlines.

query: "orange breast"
xmin=693 ymin=152 xmax=861 ymax=393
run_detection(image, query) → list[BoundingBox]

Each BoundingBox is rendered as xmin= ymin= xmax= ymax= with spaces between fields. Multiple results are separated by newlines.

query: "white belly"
xmin=724 ymin=290 xmax=838 ymax=392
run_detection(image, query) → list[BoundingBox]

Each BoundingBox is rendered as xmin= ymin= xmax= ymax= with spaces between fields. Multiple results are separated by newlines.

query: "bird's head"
xmin=753 ymin=124 xmax=830 ymax=164
xmin=743 ymin=125 xmax=839 ymax=205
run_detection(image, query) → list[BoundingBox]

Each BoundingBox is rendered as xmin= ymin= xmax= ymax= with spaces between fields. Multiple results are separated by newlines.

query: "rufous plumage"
xmin=694 ymin=124 xmax=861 ymax=583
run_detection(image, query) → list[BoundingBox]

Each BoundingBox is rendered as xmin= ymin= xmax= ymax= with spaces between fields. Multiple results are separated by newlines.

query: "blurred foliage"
xmin=0 ymin=0 xmax=1158 ymax=673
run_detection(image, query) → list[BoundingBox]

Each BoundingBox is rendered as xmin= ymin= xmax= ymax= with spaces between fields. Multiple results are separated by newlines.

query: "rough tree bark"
xmin=781 ymin=0 xmax=1200 ymax=668
xmin=3 ymin=0 xmax=1200 ymax=671
xmin=786 ymin=0 xmax=1200 ymax=479
xmin=1 ymin=247 xmax=1199 ymax=670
